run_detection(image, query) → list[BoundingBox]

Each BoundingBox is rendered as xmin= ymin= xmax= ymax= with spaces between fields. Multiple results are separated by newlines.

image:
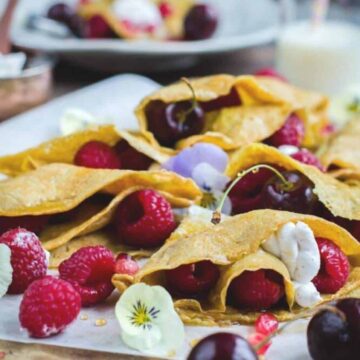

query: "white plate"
xmin=10 ymin=0 xmax=292 ymax=72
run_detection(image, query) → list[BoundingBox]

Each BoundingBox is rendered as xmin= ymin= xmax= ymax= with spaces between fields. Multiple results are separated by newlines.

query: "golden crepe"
xmin=227 ymin=143 xmax=360 ymax=221
xmin=78 ymin=0 xmax=194 ymax=40
xmin=320 ymin=118 xmax=360 ymax=176
xmin=136 ymin=74 xmax=329 ymax=151
xmin=0 ymin=125 xmax=170 ymax=177
xmin=112 ymin=210 xmax=360 ymax=325
xmin=0 ymin=163 xmax=201 ymax=254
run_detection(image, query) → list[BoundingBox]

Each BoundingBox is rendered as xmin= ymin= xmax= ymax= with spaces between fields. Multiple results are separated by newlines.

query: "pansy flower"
xmin=163 ymin=143 xmax=231 ymax=214
xmin=115 ymin=283 xmax=185 ymax=356
xmin=0 ymin=244 xmax=12 ymax=298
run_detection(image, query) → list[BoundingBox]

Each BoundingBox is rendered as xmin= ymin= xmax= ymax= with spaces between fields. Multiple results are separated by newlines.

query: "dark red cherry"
xmin=165 ymin=260 xmax=219 ymax=297
xmin=0 ymin=215 xmax=49 ymax=235
xmin=201 ymin=88 xmax=242 ymax=112
xmin=184 ymin=4 xmax=218 ymax=40
xmin=47 ymin=3 xmax=74 ymax=23
xmin=67 ymin=14 xmax=87 ymax=38
xmin=86 ymin=15 xmax=115 ymax=39
xmin=307 ymin=298 xmax=360 ymax=360
xmin=228 ymin=270 xmax=284 ymax=311
xmin=229 ymin=168 xmax=275 ymax=215
xmin=146 ymin=100 xmax=205 ymax=147
xmin=187 ymin=332 xmax=258 ymax=360
xmin=261 ymin=171 xmax=318 ymax=214
xmin=114 ymin=140 xmax=152 ymax=170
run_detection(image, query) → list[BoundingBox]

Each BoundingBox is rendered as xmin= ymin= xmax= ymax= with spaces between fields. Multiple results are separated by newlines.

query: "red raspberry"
xmin=159 ymin=1 xmax=173 ymax=18
xmin=0 ymin=215 xmax=49 ymax=235
xmin=254 ymin=67 xmax=287 ymax=82
xmin=115 ymin=253 xmax=139 ymax=276
xmin=0 ymin=228 xmax=47 ymax=294
xmin=114 ymin=190 xmax=177 ymax=248
xmin=86 ymin=15 xmax=114 ymax=39
xmin=228 ymin=168 xmax=275 ymax=215
xmin=228 ymin=269 xmax=284 ymax=310
xmin=59 ymin=246 xmax=115 ymax=307
xmin=247 ymin=332 xmax=271 ymax=355
xmin=312 ymin=238 xmax=350 ymax=294
xmin=19 ymin=276 xmax=81 ymax=338
xmin=267 ymin=114 xmax=305 ymax=147
xmin=255 ymin=312 xmax=279 ymax=335
xmin=291 ymin=149 xmax=324 ymax=171
xmin=74 ymin=141 xmax=121 ymax=169
xmin=114 ymin=140 xmax=152 ymax=170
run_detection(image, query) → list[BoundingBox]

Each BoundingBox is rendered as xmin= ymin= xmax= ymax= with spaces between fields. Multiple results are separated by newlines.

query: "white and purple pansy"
xmin=163 ymin=143 xmax=232 ymax=214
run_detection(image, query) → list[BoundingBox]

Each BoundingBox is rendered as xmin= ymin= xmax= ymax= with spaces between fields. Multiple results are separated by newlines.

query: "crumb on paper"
xmin=80 ymin=314 xmax=89 ymax=320
xmin=95 ymin=319 xmax=107 ymax=327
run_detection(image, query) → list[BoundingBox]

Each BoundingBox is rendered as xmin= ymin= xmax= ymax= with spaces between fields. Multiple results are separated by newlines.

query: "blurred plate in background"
xmin=10 ymin=0 xmax=292 ymax=72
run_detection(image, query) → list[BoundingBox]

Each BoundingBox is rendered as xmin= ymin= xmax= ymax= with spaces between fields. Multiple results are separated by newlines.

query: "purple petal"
xmin=162 ymin=143 xmax=228 ymax=178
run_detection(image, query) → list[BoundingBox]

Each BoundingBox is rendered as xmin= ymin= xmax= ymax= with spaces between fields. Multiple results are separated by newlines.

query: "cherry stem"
xmin=177 ymin=77 xmax=198 ymax=124
xmin=211 ymin=164 xmax=292 ymax=225
xmin=253 ymin=303 xmax=344 ymax=352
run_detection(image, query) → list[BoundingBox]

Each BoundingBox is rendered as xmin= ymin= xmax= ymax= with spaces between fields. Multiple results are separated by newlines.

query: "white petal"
xmin=294 ymin=282 xmax=322 ymax=308
xmin=0 ymin=244 xmax=13 ymax=298
xmin=121 ymin=323 xmax=162 ymax=351
xmin=192 ymin=163 xmax=229 ymax=192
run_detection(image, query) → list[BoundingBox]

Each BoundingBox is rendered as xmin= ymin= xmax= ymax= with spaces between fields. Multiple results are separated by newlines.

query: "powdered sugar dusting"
xmin=13 ymin=231 xmax=35 ymax=248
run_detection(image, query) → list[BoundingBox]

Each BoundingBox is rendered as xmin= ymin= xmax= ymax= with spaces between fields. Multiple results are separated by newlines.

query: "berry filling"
xmin=165 ymin=260 xmax=219 ymax=297
xmin=0 ymin=215 xmax=49 ymax=235
xmin=114 ymin=139 xmax=152 ymax=170
xmin=266 ymin=114 xmax=305 ymax=147
xmin=312 ymin=238 xmax=350 ymax=294
xmin=200 ymin=87 xmax=242 ymax=113
xmin=74 ymin=140 xmax=122 ymax=169
xmin=228 ymin=269 xmax=285 ymax=311
xmin=86 ymin=15 xmax=115 ymax=39
xmin=291 ymin=148 xmax=325 ymax=171
xmin=59 ymin=246 xmax=116 ymax=306
xmin=254 ymin=68 xmax=287 ymax=82
xmin=0 ymin=228 xmax=47 ymax=294
xmin=115 ymin=189 xmax=177 ymax=248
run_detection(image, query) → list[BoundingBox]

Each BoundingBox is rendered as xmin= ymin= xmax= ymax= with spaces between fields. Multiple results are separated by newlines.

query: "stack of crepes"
xmin=0 ymin=74 xmax=359 ymax=325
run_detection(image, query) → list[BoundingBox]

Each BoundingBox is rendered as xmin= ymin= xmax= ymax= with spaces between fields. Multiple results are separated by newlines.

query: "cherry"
xmin=187 ymin=332 xmax=258 ymax=360
xmin=47 ymin=3 xmax=74 ymax=23
xmin=114 ymin=140 xmax=152 ymax=170
xmin=307 ymin=298 xmax=360 ymax=360
xmin=261 ymin=171 xmax=318 ymax=214
xmin=228 ymin=168 xmax=275 ymax=215
xmin=86 ymin=15 xmax=114 ymax=39
xmin=146 ymin=80 xmax=205 ymax=147
xmin=184 ymin=4 xmax=218 ymax=41
xmin=228 ymin=270 xmax=285 ymax=311
xmin=201 ymin=88 xmax=242 ymax=113
xmin=165 ymin=260 xmax=219 ymax=297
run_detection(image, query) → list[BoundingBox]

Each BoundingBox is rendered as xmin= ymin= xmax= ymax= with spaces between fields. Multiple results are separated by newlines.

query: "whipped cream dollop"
xmin=278 ymin=145 xmax=299 ymax=156
xmin=0 ymin=244 xmax=13 ymax=298
xmin=113 ymin=0 xmax=162 ymax=31
xmin=262 ymin=221 xmax=322 ymax=308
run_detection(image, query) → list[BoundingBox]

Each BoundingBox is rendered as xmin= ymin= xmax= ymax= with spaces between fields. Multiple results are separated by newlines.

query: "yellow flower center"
xmin=201 ymin=192 xmax=217 ymax=209
xmin=129 ymin=300 xmax=160 ymax=329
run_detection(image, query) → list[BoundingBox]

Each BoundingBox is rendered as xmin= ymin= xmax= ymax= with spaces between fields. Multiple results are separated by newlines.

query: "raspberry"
xmin=267 ymin=114 xmax=305 ymax=147
xmin=0 ymin=215 xmax=49 ymax=235
xmin=255 ymin=312 xmax=279 ymax=335
xmin=86 ymin=15 xmax=114 ymax=39
xmin=228 ymin=269 xmax=285 ymax=310
xmin=159 ymin=1 xmax=173 ymax=18
xmin=291 ymin=149 xmax=325 ymax=171
xmin=114 ymin=190 xmax=177 ymax=248
xmin=59 ymin=246 xmax=115 ymax=307
xmin=114 ymin=140 xmax=152 ymax=170
xmin=0 ymin=228 xmax=47 ymax=294
xmin=312 ymin=238 xmax=350 ymax=294
xmin=247 ymin=332 xmax=271 ymax=355
xmin=115 ymin=253 xmax=139 ymax=276
xmin=19 ymin=276 xmax=81 ymax=338
xmin=228 ymin=168 xmax=275 ymax=215
xmin=254 ymin=67 xmax=287 ymax=82
xmin=74 ymin=141 xmax=121 ymax=169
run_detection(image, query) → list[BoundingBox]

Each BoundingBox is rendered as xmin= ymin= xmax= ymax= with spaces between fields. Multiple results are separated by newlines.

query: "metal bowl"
xmin=0 ymin=54 xmax=54 ymax=121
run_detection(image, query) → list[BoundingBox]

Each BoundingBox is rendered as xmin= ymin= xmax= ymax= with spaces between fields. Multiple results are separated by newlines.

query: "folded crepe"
xmin=112 ymin=210 xmax=360 ymax=325
xmin=78 ymin=0 xmax=194 ymax=40
xmin=136 ymin=74 xmax=329 ymax=151
xmin=320 ymin=118 xmax=360 ymax=176
xmin=226 ymin=143 xmax=360 ymax=221
xmin=0 ymin=163 xmax=201 ymax=254
xmin=0 ymin=125 xmax=170 ymax=177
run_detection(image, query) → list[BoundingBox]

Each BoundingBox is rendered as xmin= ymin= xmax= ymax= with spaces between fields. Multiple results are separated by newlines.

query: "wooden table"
xmin=0 ymin=44 xmax=274 ymax=359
